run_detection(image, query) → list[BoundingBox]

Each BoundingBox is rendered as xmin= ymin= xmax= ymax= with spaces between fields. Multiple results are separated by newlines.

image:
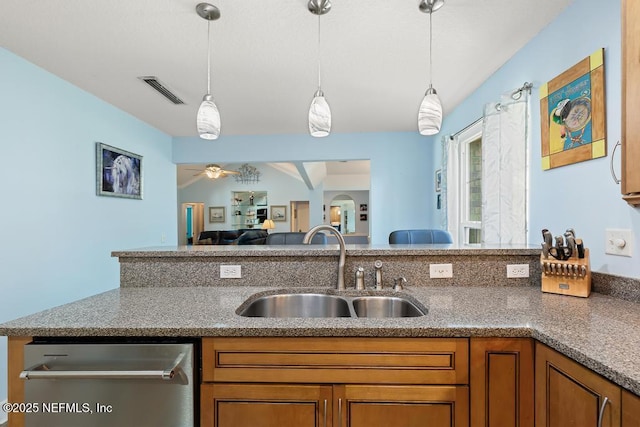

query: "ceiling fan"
xmin=188 ymin=164 xmax=240 ymax=179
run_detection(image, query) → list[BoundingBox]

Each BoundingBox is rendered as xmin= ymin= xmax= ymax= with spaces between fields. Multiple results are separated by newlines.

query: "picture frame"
xmin=540 ymin=48 xmax=606 ymax=170
xmin=435 ymin=169 xmax=442 ymax=192
xmin=96 ymin=142 xmax=142 ymax=199
xmin=436 ymin=193 xmax=442 ymax=210
xmin=360 ymin=213 xmax=368 ymax=221
xmin=271 ymin=205 xmax=287 ymax=222
xmin=209 ymin=206 xmax=225 ymax=223
xmin=360 ymin=203 xmax=368 ymax=212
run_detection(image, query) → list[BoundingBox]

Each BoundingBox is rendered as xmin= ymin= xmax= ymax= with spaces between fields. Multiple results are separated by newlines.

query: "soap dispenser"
xmin=355 ymin=267 xmax=365 ymax=290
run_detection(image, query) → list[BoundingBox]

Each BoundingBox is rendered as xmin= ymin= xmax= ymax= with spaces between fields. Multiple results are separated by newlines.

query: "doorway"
xmin=179 ymin=203 xmax=204 ymax=245
xmin=290 ymin=201 xmax=310 ymax=232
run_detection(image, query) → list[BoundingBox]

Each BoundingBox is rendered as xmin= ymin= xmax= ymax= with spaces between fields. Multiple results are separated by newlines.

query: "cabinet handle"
xmin=338 ymin=398 xmax=343 ymax=426
xmin=610 ymin=141 xmax=621 ymax=184
xmin=597 ymin=396 xmax=609 ymax=427
xmin=323 ymin=399 xmax=327 ymax=427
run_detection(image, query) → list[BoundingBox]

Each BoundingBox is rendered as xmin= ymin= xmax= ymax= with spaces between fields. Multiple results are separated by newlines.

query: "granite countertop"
xmin=112 ymin=244 xmax=542 ymax=258
xmin=0 ymin=285 xmax=638 ymax=395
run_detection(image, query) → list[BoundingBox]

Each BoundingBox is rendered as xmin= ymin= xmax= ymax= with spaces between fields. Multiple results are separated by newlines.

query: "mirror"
xmin=177 ymin=160 xmax=370 ymax=244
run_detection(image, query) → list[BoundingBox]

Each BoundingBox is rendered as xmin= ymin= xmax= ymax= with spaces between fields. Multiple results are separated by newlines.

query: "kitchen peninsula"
xmin=1 ymin=245 xmax=639 ymax=427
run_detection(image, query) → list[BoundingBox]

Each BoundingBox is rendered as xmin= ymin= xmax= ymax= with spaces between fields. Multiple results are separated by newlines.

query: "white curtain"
xmin=441 ymin=135 xmax=459 ymax=244
xmin=481 ymin=90 xmax=530 ymax=244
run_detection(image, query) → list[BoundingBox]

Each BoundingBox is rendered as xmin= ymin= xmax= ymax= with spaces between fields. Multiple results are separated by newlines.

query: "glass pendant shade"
xmin=197 ymin=94 xmax=221 ymax=140
xmin=308 ymin=90 xmax=331 ymax=137
xmin=418 ymin=86 xmax=443 ymax=135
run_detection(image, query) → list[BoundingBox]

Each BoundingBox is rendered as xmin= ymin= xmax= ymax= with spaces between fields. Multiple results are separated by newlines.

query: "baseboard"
xmin=0 ymin=399 xmax=7 ymax=424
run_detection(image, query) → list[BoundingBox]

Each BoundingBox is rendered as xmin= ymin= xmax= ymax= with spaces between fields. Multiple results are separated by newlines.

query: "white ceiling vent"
xmin=138 ymin=76 xmax=185 ymax=105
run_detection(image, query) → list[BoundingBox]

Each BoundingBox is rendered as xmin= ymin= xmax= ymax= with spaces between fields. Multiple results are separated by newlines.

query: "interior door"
xmin=290 ymin=201 xmax=310 ymax=232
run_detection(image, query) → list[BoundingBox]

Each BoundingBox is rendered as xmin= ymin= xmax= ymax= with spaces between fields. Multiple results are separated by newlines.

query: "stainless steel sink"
xmin=238 ymin=293 xmax=351 ymax=318
xmin=351 ymin=296 xmax=426 ymax=318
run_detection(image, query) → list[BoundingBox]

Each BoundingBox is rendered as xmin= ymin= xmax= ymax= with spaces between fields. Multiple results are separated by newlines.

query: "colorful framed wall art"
xmin=539 ymin=48 xmax=606 ymax=170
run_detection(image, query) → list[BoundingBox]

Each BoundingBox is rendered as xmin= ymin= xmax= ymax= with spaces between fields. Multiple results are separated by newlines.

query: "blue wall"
xmin=173 ymin=133 xmax=435 ymax=244
xmin=0 ymin=48 xmax=177 ymax=406
xmin=437 ymin=0 xmax=639 ymax=278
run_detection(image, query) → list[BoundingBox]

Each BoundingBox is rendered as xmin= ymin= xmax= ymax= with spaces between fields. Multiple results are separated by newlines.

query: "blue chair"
xmin=266 ymin=232 xmax=327 ymax=245
xmin=388 ymin=229 xmax=453 ymax=244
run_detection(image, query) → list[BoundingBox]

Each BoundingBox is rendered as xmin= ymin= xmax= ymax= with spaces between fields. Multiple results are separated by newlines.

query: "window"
xmin=462 ymin=137 xmax=482 ymax=244
xmin=456 ymin=121 xmax=483 ymax=245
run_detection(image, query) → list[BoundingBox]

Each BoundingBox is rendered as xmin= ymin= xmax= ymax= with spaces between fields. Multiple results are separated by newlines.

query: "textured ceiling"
xmin=0 ymin=0 xmax=573 ymax=138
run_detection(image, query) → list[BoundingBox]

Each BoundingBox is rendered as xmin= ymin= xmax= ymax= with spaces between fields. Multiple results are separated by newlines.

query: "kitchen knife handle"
xmin=576 ymin=238 xmax=585 ymax=258
xmin=597 ymin=396 xmax=609 ymax=427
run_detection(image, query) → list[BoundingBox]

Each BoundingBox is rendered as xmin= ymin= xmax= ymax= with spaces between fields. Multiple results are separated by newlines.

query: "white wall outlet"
xmin=507 ymin=264 xmax=530 ymax=278
xmin=605 ymin=229 xmax=634 ymax=257
xmin=430 ymin=263 xmax=453 ymax=278
xmin=220 ymin=265 xmax=242 ymax=278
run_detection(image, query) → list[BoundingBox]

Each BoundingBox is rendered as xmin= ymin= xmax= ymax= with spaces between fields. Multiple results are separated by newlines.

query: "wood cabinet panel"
xmin=203 ymin=337 xmax=468 ymax=385
xmin=7 ymin=336 xmax=31 ymax=427
xmin=622 ymin=389 xmax=640 ymax=427
xmin=338 ymin=385 xmax=469 ymax=427
xmin=622 ymin=0 xmax=640 ymax=204
xmin=535 ymin=342 xmax=621 ymax=427
xmin=470 ymin=338 xmax=534 ymax=427
xmin=201 ymin=383 xmax=332 ymax=427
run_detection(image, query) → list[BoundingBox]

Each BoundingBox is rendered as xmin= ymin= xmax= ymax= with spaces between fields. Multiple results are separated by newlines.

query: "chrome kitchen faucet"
xmin=303 ymin=224 xmax=346 ymax=290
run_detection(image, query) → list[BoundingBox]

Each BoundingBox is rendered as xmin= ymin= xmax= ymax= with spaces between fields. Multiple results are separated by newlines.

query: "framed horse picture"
xmin=96 ymin=142 xmax=143 ymax=199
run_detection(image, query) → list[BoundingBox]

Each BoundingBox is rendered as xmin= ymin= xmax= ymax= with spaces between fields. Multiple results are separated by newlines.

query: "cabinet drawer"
xmin=202 ymin=337 xmax=468 ymax=385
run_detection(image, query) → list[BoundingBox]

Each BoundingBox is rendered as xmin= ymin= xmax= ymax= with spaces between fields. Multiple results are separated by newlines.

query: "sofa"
xmin=195 ymin=229 xmax=267 ymax=245
xmin=265 ymin=232 xmax=327 ymax=245
xmin=388 ymin=229 xmax=453 ymax=244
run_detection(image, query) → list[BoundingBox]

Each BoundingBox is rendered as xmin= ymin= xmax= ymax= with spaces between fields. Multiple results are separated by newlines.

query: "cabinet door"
xmin=201 ymin=383 xmax=332 ymax=427
xmin=535 ymin=343 xmax=621 ymax=427
xmin=337 ymin=385 xmax=469 ymax=427
xmin=470 ymin=338 xmax=534 ymax=427
xmin=622 ymin=0 xmax=640 ymax=204
xmin=622 ymin=390 xmax=640 ymax=427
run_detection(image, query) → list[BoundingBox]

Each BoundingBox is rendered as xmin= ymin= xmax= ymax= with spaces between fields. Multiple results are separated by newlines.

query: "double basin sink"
xmin=237 ymin=291 xmax=426 ymax=318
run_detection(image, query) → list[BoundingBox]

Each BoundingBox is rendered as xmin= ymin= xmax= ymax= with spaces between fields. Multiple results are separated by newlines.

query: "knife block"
xmin=540 ymin=249 xmax=591 ymax=298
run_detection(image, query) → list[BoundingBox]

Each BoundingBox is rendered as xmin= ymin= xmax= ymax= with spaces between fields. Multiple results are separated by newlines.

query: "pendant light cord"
xmin=317 ymin=12 xmax=322 ymax=90
xmin=207 ymin=20 xmax=211 ymax=94
xmin=429 ymin=11 xmax=433 ymax=88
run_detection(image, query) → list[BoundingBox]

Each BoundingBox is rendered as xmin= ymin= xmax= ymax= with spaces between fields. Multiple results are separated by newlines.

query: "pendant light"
xmin=196 ymin=3 xmax=221 ymax=140
xmin=308 ymin=0 xmax=332 ymax=137
xmin=418 ymin=0 xmax=444 ymax=136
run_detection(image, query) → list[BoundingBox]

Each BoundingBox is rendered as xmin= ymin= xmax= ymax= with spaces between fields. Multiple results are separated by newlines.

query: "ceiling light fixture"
xmin=308 ymin=0 xmax=332 ymax=138
xmin=196 ymin=3 xmax=221 ymax=140
xmin=418 ymin=0 xmax=444 ymax=136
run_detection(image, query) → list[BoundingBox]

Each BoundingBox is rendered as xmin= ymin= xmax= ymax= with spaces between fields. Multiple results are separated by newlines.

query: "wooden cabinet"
xmin=470 ymin=338 xmax=534 ymax=427
xmin=201 ymin=337 xmax=469 ymax=427
xmin=622 ymin=0 xmax=640 ymax=206
xmin=201 ymin=383 xmax=332 ymax=427
xmin=201 ymin=384 xmax=468 ymax=427
xmin=622 ymin=390 xmax=640 ymax=427
xmin=338 ymin=385 xmax=468 ymax=427
xmin=535 ymin=342 xmax=621 ymax=427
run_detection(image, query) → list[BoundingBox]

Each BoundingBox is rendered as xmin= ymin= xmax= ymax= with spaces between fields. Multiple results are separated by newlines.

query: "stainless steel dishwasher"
xmin=21 ymin=340 xmax=196 ymax=427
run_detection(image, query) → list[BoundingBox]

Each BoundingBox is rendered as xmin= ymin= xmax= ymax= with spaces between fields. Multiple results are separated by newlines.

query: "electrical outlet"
xmin=430 ymin=263 xmax=453 ymax=278
xmin=507 ymin=264 xmax=529 ymax=278
xmin=605 ymin=229 xmax=634 ymax=257
xmin=220 ymin=265 xmax=242 ymax=278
